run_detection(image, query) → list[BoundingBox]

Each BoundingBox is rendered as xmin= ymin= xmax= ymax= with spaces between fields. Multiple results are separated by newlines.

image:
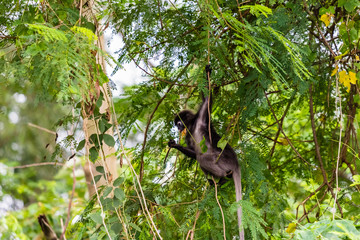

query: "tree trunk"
xmin=79 ymin=0 xmax=118 ymax=197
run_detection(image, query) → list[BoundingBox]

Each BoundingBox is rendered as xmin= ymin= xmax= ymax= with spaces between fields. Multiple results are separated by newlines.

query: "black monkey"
xmin=167 ymin=97 xmax=235 ymax=186
xmin=168 ymin=71 xmax=244 ymax=239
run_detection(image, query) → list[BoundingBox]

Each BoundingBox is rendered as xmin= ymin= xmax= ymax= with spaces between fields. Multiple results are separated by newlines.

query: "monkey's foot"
xmin=207 ymin=178 xmax=228 ymax=186
xmin=207 ymin=179 xmax=215 ymax=185
xmin=217 ymin=177 xmax=228 ymax=186
xmin=226 ymin=170 xmax=233 ymax=178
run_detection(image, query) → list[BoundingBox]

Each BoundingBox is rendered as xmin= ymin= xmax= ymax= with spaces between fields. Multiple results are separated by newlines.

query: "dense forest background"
xmin=1 ymin=0 xmax=360 ymax=239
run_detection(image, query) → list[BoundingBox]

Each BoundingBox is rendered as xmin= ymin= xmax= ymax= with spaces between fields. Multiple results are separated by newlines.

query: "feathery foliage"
xmin=2 ymin=0 xmax=360 ymax=239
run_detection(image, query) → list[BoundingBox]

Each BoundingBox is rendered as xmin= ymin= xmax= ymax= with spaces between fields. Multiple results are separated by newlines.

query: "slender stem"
xmin=212 ymin=176 xmax=226 ymax=240
xmin=309 ymin=85 xmax=328 ymax=183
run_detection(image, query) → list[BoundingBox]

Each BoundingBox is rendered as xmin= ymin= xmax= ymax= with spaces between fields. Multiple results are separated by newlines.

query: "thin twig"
xmin=265 ymin=93 xmax=311 ymax=166
xmin=13 ymin=162 xmax=64 ymax=169
xmin=60 ymin=158 xmax=76 ymax=240
xmin=268 ymin=97 xmax=295 ymax=168
xmin=296 ymin=182 xmax=326 ymax=219
xmin=163 ymin=147 xmax=172 ymax=165
xmin=212 ymin=176 xmax=226 ymax=240
xmin=109 ymin=93 xmax=163 ymax=239
xmin=309 ymin=85 xmax=329 ymax=185
xmin=187 ymin=210 xmax=200 ymax=240
xmin=156 ymin=0 xmax=163 ymax=29
xmin=60 ymin=118 xmax=77 ymax=240
xmin=309 ymin=85 xmax=343 ymax=217
xmin=28 ymin=123 xmax=57 ymax=135
xmin=303 ymin=1 xmax=336 ymax=58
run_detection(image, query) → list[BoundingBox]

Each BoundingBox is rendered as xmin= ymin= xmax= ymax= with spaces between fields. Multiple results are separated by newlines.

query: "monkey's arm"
xmin=168 ymin=140 xmax=197 ymax=159
xmin=197 ymin=97 xmax=211 ymax=127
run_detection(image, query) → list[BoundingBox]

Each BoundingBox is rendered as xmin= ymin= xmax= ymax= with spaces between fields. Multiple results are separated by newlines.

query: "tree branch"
xmin=309 ymin=84 xmax=343 ymax=217
xmin=38 ymin=215 xmax=58 ymax=240
xmin=265 ymin=93 xmax=312 ymax=167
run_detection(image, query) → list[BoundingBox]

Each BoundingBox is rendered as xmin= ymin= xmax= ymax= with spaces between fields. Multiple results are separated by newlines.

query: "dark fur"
xmin=168 ymin=98 xmax=239 ymax=182
xmin=168 ymin=96 xmax=244 ymax=238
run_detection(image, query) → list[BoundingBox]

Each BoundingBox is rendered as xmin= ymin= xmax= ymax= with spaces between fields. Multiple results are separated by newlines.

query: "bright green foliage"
xmin=2 ymin=0 xmax=360 ymax=239
xmin=0 ymin=159 xmax=87 ymax=239
xmin=0 ymin=0 xmax=104 ymax=104
xmin=295 ymin=220 xmax=360 ymax=240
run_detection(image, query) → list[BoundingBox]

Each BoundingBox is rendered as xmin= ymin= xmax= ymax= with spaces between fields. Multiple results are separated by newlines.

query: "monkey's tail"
xmin=233 ymin=167 xmax=245 ymax=240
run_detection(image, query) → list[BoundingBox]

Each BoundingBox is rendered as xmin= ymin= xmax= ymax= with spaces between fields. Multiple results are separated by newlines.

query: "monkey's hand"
xmin=168 ymin=139 xmax=177 ymax=148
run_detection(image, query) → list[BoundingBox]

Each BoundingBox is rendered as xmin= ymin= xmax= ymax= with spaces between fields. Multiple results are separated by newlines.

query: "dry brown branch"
xmin=309 ymin=85 xmax=343 ymax=217
xmin=268 ymin=96 xmax=295 ymax=169
xmin=296 ymin=182 xmax=326 ymax=220
xmin=186 ymin=210 xmax=201 ymax=240
xmin=309 ymin=85 xmax=328 ymax=182
xmin=298 ymin=185 xmax=328 ymax=223
xmin=38 ymin=214 xmax=59 ymax=240
xmin=303 ymin=1 xmax=336 ymax=58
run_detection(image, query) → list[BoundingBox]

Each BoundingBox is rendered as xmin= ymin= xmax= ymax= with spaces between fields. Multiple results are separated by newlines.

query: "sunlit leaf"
xmin=349 ymin=71 xmax=357 ymax=85
xmin=320 ymin=13 xmax=333 ymax=27
xmin=286 ymin=222 xmax=297 ymax=233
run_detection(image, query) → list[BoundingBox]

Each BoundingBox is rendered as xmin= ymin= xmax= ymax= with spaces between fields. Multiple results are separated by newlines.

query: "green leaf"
xmin=129 ymin=222 xmax=142 ymax=232
xmin=217 ymin=136 xmax=227 ymax=150
xmin=112 ymin=198 xmax=121 ymax=208
xmin=338 ymin=0 xmax=347 ymax=7
xmin=89 ymin=212 xmax=102 ymax=224
xmin=94 ymin=175 xmax=102 ymax=183
xmin=103 ymin=186 xmax=113 ymax=198
xmin=114 ymin=188 xmax=125 ymax=201
xmin=349 ymin=28 xmax=358 ymax=43
xmin=113 ymin=177 xmax=124 ymax=186
xmin=76 ymin=139 xmax=85 ymax=151
xmin=354 ymin=175 xmax=360 ymax=182
xmin=319 ymin=6 xmax=335 ymax=15
xmin=344 ymin=0 xmax=360 ymax=12
xmin=98 ymin=65 xmax=109 ymax=85
xmin=111 ymin=223 xmax=122 ymax=233
xmin=89 ymin=134 xmax=101 ymax=147
xmin=200 ymin=136 xmax=208 ymax=153
xmin=99 ymin=119 xmax=105 ymax=133
xmin=351 ymin=192 xmax=360 ymax=204
xmin=28 ymin=24 xmax=68 ymax=42
xmin=96 ymin=166 xmax=105 ymax=174
xmin=89 ymin=147 xmax=98 ymax=162
xmin=240 ymin=4 xmax=272 ymax=18
xmin=350 ymin=175 xmax=360 ymax=186
xmin=103 ymin=134 xmax=115 ymax=147
xmin=96 ymin=93 xmax=104 ymax=109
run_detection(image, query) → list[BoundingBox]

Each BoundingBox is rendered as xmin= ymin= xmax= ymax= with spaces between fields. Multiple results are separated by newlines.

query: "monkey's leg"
xmin=207 ymin=179 xmax=215 ymax=185
xmin=198 ymin=154 xmax=230 ymax=178
xmin=216 ymin=169 xmax=233 ymax=186
xmin=217 ymin=177 xmax=228 ymax=186
xmin=207 ymin=177 xmax=228 ymax=186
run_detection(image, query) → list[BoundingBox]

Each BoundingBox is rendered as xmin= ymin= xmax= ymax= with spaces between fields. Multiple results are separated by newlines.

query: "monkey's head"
xmin=174 ymin=110 xmax=195 ymax=132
